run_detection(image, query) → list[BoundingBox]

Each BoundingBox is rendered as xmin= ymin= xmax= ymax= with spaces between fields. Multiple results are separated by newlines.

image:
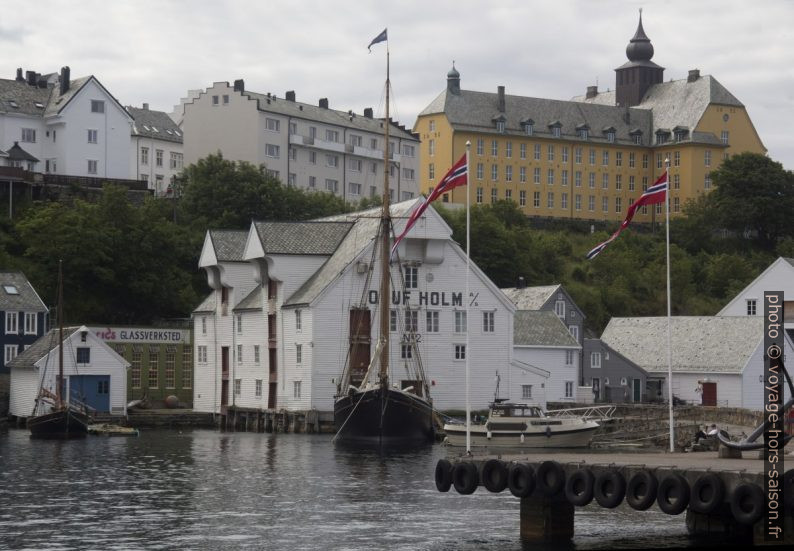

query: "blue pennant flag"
xmin=368 ymin=29 xmax=387 ymax=52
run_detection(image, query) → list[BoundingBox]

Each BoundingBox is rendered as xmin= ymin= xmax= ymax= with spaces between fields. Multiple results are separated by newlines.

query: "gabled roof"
xmin=234 ymin=286 xmax=263 ymax=311
xmin=514 ymin=310 xmax=580 ymax=348
xmin=7 ymin=326 xmax=80 ymax=369
xmin=717 ymin=257 xmax=794 ymax=315
xmin=0 ymin=78 xmax=50 ymax=116
xmin=192 ymin=293 xmax=215 ymax=314
xmin=128 ymin=106 xmax=183 ymax=143
xmin=44 ymin=75 xmax=131 ymax=122
xmin=251 ymin=221 xmax=353 ymax=256
xmin=601 ymin=316 xmax=765 ymax=374
xmin=6 ymin=142 xmax=39 ymax=162
xmin=209 ymin=230 xmax=248 ymax=262
xmin=502 ymin=285 xmax=560 ymax=310
xmin=0 ymin=271 xmax=48 ymax=312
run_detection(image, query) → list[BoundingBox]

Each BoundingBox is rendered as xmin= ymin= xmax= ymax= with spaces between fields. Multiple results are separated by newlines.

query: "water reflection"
xmin=0 ymin=428 xmax=702 ymax=550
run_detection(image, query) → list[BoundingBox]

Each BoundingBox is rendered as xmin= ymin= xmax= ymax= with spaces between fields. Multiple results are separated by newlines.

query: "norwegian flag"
xmin=390 ymin=153 xmax=467 ymax=259
xmin=586 ymin=172 xmax=668 ymax=260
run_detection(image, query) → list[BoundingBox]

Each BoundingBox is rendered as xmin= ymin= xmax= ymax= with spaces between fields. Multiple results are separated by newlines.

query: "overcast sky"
xmin=3 ymin=0 xmax=792 ymax=168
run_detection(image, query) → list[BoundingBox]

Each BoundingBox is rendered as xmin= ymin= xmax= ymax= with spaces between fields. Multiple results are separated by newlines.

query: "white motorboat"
xmin=443 ymin=401 xmax=600 ymax=449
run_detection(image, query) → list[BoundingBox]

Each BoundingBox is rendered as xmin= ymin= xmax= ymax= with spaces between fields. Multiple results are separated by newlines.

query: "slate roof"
xmin=7 ymin=326 xmax=80 ymax=369
xmin=208 ymin=230 xmax=248 ymax=262
xmin=128 ymin=106 xmax=183 ymax=143
xmin=284 ymin=199 xmax=420 ymax=307
xmin=43 ymin=76 xmax=93 ymax=117
xmin=601 ymin=316 xmax=764 ymax=374
xmin=501 ymin=285 xmax=560 ymax=311
xmin=6 ymin=142 xmax=39 ymax=162
xmin=193 ymin=293 xmax=216 ymax=314
xmin=0 ymin=78 xmax=50 ymax=116
xmin=252 ymin=221 xmax=353 ymax=256
xmin=418 ymin=88 xmax=653 ymax=146
xmin=234 ymin=286 xmax=263 ymax=311
xmin=0 ymin=272 xmax=48 ymax=312
xmin=514 ymin=310 xmax=580 ymax=348
xmin=242 ymin=90 xmax=417 ymax=142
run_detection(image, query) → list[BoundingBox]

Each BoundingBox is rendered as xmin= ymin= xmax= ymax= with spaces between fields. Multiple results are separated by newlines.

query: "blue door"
xmin=70 ymin=375 xmax=110 ymax=413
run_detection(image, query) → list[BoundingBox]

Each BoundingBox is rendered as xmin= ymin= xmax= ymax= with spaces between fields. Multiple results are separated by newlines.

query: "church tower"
xmin=615 ymin=11 xmax=664 ymax=107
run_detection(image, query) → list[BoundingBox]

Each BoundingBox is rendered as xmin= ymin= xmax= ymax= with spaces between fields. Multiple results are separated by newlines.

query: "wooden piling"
xmin=519 ymin=493 xmax=574 ymax=543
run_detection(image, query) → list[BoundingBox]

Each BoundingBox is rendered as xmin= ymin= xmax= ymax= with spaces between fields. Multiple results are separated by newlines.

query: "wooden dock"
xmin=435 ymin=449 xmax=793 ymax=546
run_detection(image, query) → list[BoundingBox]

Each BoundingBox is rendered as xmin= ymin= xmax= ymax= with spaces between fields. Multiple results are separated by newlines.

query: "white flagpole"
xmin=465 ymin=140 xmax=471 ymax=455
xmin=665 ymin=157 xmax=674 ymax=453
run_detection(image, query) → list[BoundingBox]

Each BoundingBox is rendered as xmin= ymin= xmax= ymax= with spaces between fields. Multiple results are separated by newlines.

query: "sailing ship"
xmin=333 ymin=31 xmax=435 ymax=446
xmin=27 ymin=262 xmax=90 ymax=439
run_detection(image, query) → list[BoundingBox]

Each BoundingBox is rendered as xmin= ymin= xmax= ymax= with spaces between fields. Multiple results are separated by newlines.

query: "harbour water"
xmin=0 ymin=428 xmax=699 ymax=550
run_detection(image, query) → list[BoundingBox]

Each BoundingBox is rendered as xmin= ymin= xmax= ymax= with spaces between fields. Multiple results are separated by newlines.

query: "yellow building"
xmin=414 ymin=15 xmax=766 ymax=222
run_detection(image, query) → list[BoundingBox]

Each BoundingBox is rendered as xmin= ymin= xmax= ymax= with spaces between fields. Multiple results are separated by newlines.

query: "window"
xmin=629 ymin=175 xmax=635 ymax=192
xmin=73 ymin=346 xmax=90 ymax=364
xmin=390 ymin=310 xmax=397 ymax=332
xmin=201 ymin=316 xmax=207 ymax=335
xmin=615 ymin=151 xmax=622 ymax=167
xmin=533 ymin=144 xmax=541 ymax=161
xmin=156 ymin=150 xmax=164 ymax=167
xmin=237 ymin=344 xmax=243 ymax=364
xmin=87 ymin=129 xmax=98 ymax=144
xmin=673 ymin=197 xmax=680 ymax=212
xmin=575 ymin=194 xmax=581 ymax=211
xmin=588 ymin=149 xmax=595 ymax=165
xmin=4 ymin=344 xmax=17 ymax=364
xmin=426 ymin=311 xmax=439 ymax=333
xmin=476 ymin=139 xmax=484 ymax=156
xmin=704 ymin=173 xmax=712 ymax=190
xmin=165 ymin=346 xmax=176 ymax=389
xmin=656 ymin=153 xmax=663 ymax=169
xmin=673 ymin=151 xmax=680 ymax=167
xmin=629 ymin=152 xmax=635 ymax=168
xmin=491 ymin=140 xmax=498 ymax=156
xmin=401 ymin=344 xmax=412 ymax=359
xmin=490 ymin=164 xmax=498 ymax=181
xmin=607 ymin=132 xmax=615 ymax=143
xmin=561 ymin=192 xmax=568 ymax=209
xmin=615 ymin=174 xmax=622 ymax=190
xmin=197 ymin=345 xmax=207 ymax=364
xmin=23 ymin=312 xmax=37 ymax=334
xmin=565 ymin=381 xmax=574 ymax=398
xmin=575 ymin=147 xmax=582 ymax=164
xmin=212 ymin=95 xmax=219 ymax=105
xmin=265 ymin=144 xmax=280 ymax=158
xmin=520 ymin=143 xmax=527 ymax=159
xmin=349 ymin=182 xmax=361 ymax=196
xmin=547 ymin=145 xmax=554 ymax=161
xmin=602 ymin=196 xmax=609 ymax=212
xmin=602 ymin=173 xmax=609 ymax=189
xmin=615 ymin=197 xmax=622 ymax=213
xmin=533 ymin=191 xmax=540 ymax=208
xmin=591 ymin=352 xmax=602 ymax=368
xmin=454 ymin=311 xmax=467 ymax=333
xmin=721 ymin=131 xmax=729 ymax=145
xmin=5 ymin=312 xmax=18 ymax=334
xmin=491 ymin=188 xmax=497 ymax=203
xmin=568 ymin=325 xmax=579 ymax=341
xmin=170 ymin=152 xmax=183 ymax=170
xmin=236 ymin=314 xmax=243 ymax=334
xmin=552 ymin=126 xmax=561 ymax=138
xmin=476 ymin=163 xmax=484 ymax=180
xmin=602 ymin=150 xmax=609 ymax=166
xmin=404 ymin=266 xmax=418 ymax=289
xmin=704 ymin=150 xmax=712 ymax=167
xmin=574 ymin=171 xmax=582 ymax=188
xmin=519 ymin=167 xmax=526 ymax=183
xmin=505 ymin=189 xmax=512 ymax=200
xmin=579 ymin=128 xmax=589 ymax=140
xmin=427 ymin=139 xmax=435 ymax=157
xmin=496 ymin=121 xmax=505 ymax=133
xmin=588 ymin=195 xmax=595 ymax=211
xmin=132 ymin=346 xmax=143 ymax=388
xmin=454 ymin=344 xmax=466 ymax=360
xmin=325 ymin=129 xmax=339 ymax=142
xmin=642 ymin=154 xmax=649 ymax=169
xmin=325 ymin=179 xmax=338 ymax=192
xmin=505 ymin=165 xmax=513 ymax=182
xmin=296 ymin=344 xmax=302 ymax=364
xmin=309 ymin=176 xmax=316 ymax=189
xmin=525 ymin=123 xmax=534 ymax=136
xmin=533 ymin=167 xmax=541 ymax=184
xmin=522 ymin=385 xmax=533 ymax=399
xmin=265 ymin=118 xmax=280 ymax=132
xmin=182 ymin=347 xmax=192 ymax=389
xmin=554 ymin=300 xmax=565 ymax=319
xmin=547 ymin=192 xmax=554 ymax=208
xmin=87 ymin=160 xmax=98 ymax=174
xmin=235 ymin=379 xmax=242 ymax=396
xmin=547 ymin=169 xmax=554 ymax=185
xmin=476 ymin=187 xmax=483 ymax=203
xmin=561 ymin=170 xmax=569 ymax=187
xmin=482 ymin=311 xmax=495 ymax=333
xmin=519 ymin=190 xmax=526 ymax=206
xmin=588 ymin=173 xmax=595 ymax=189
xmin=255 ymin=379 xmax=262 ymax=397
xmin=293 ymin=380 xmax=302 ymax=398
xmin=404 ymin=310 xmax=418 ymax=333
xmin=746 ymin=299 xmax=757 ymax=316
xmin=566 ymin=350 xmax=575 ymax=365
xmin=326 ymin=155 xmax=339 ymax=168
xmin=673 ymin=174 xmax=680 ymax=190
xmin=429 ymin=120 xmax=436 ymax=132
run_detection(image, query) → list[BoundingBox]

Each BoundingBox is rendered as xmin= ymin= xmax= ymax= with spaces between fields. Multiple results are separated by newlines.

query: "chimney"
xmin=586 ymin=85 xmax=598 ymax=99
xmin=142 ymin=103 xmax=149 ymax=110
xmin=687 ymin=69 xmax=700 ymax=83
xmin=37 ymin=79 xmax=47 ymax=89
xmin=59 ymin=66 xmax=70 ymax=95
xmin=517 ymin=276 xmax=526 ymax=289
xmin=319 ymin=98 xmax=328 ymax=109
xmin=285 ymin=90 xmax=295 ymax=102
xmin=233 ymin=79 xmax=245 ymax=92
xmin=497 ymin=85 xmax=505 ymax=112
xmin=26 ymin=71 xmax=36 ymax=86
xmin=15 ymin=68 xmax=23 ymax=81
xmin=364 ymin=107 xmax=373 ymax=118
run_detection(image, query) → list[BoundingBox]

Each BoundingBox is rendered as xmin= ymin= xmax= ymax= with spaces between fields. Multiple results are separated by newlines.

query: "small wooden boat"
xmin=88 ymin=424 xmax=139 ymax=437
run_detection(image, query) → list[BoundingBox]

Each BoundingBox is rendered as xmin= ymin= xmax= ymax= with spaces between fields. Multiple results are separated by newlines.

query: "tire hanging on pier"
xmin=452 ymin=462 xmax=479 ymax=495
xmin=536 ymin=461 xmax=565 ymax=497
xmin=482 ymin=459 xmax=508 ymax=493
xmin=729 ymin=483 xmax=764 ymax=526
xmin=508 ymin=462 xmax=536 ymax=498
xmin=689 ymin=473 xmax=725 ymax=514
xmin=564 ymin=468 xmax=595 ymax=506
xmin=594 ymin=470 xmax=626 ymax=508
xmin=435 ymin=459 xmax=453 ymax=492
xmin=626 ymin=470 xmax=658 ymax=511
xmin=657 ymin=474 xmax=690 ymax=515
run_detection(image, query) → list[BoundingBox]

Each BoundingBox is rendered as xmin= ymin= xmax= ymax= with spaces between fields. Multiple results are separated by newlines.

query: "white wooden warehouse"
xmin=192 ymin=199 xmax=520 ymax=416
xmin=9 ymin=325 xmax=130 ymax=418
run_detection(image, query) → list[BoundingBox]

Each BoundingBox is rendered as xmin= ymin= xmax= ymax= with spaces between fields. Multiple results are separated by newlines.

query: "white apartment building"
xmin=192 ymin=199 xmax=518 ymax=416
xmin=0 ymin=67 xmax=132 ymax=179
xmin=182 ymin=80 xmax=420 ymax=202
xmin=128 ymin=104 xmax=184 ymax=195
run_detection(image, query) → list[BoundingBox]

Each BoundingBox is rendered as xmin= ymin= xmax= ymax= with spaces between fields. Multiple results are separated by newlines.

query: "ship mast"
xmin=379 ymin=48 xmax=391 ymax=387
xmin=56 ymin=259 xmax=64 ymax=409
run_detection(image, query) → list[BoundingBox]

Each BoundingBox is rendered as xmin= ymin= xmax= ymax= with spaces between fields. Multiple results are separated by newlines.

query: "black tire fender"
xmin=594 ymin=470 xmax=626 ymax=508
xmin=690 ymin=473 xmax=725 ymax=514
xmin=434 ymin=459 xmax=453 ymax=492
xmin=481 ymin=459 xmax=508 ymax=493
xmin=564 ymin=468 xmax=595 ymax=506
xmin=536 ymin=461 xmax=566 ymax=497
xmin=452 ymin=461 xmax=479 ymax=495
xmin=730 ymin=483 xmax=764 ymax=526
xmin=657 ymin=474 xmax=690 ymax=515
xmin=626 ymin=470 xmax=658 ymax=511
xmin=508 ymin=462 xmax=536 ymax=498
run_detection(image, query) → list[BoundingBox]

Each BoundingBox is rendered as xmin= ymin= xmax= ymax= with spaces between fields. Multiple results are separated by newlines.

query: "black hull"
xmin=334 ymin=386 xmax=434 ymax=446
xmin=28 ymin=409 xmax=89 ymax=439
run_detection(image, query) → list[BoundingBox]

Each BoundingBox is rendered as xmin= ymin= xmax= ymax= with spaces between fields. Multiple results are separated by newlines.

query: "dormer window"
xmin=522 ymin=119 xmax=534 ymax=136
xmin=607 ymin=132 xmax=615 ymax=143
xmin=548 ymin=121 xmax=562 ymax=138
xmin=673 ymin=127 xmax=688 ymax=143
xmin=496 ymin=120 xmax=505 ymax=133
xmin=576 ymin=124 xmax=589 ymax=140
xmin=655 ymin=131 xmax=670 ymax=145
xmin=632 ymin=133 xmax=643 ymax=145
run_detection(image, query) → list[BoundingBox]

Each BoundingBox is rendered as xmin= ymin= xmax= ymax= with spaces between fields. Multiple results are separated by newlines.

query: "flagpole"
xmin=665 ymin=157 xmax=674 ymax=453
xmin=465 ymin=140 xmax=471 ymax=455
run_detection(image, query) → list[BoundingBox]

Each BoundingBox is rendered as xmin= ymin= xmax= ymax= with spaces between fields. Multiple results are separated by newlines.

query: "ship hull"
xmin=334 ymin=386 xmax=435 ymax=446
xmin=442 ymin=422 xmax=599 ymax=448
xmin=28 ymin=409 xmax=90 ymax=439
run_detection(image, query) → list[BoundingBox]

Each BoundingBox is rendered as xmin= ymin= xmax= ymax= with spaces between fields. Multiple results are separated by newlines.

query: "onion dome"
xmin=625 ymin=11 xmax=654 ymax=62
